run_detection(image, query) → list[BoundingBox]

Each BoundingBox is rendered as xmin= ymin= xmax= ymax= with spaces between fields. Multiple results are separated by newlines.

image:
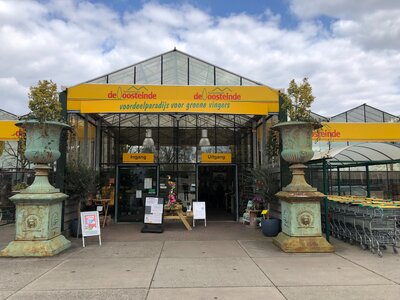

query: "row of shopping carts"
xmin=324 ymin=195 xmax=400 ymax=257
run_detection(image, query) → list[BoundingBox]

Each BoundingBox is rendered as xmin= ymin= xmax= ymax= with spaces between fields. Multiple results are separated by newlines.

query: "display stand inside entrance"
xmin=141 ymin=197 xmax=164 ymax=233
xmin=193 ymin=201 xmax=206 ymax=227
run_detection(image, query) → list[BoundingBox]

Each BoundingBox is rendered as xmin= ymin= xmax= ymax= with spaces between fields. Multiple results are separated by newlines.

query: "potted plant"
xmin=273 ymin=78 xmax=320 ymax=191
xmin=252 ymin=167 xmax=280 ymax=236
xmin=64 ymin=158 xmax=98 ymax=237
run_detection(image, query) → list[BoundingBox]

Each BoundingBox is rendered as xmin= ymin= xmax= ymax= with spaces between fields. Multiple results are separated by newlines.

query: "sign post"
xmin=193 ymin=201 xmax=206 ymax=227
xmin=80 ymin=211 xmax=102 ymax=247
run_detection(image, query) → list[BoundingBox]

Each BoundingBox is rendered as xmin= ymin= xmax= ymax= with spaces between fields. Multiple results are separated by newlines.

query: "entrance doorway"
xmin=197 ymin=165 xmax=236 ymax=221
xmin=116 ymin=165 xmax=158 ymax=222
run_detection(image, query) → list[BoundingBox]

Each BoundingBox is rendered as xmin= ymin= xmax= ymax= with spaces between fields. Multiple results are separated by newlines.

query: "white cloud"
xmin=0 ymin=0 xmax=399 ymax=117
xmin=0 ymin=77 xmax=29 ymax=115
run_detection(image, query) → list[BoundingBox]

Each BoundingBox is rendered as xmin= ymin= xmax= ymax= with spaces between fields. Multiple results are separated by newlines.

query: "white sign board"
xmin=192 ymin=201 xmax=206 ymax=227
xmin=80 ymin=211 xmax=102 ymax=247
xmin=144 ymin=197 xmax=164 ymax=225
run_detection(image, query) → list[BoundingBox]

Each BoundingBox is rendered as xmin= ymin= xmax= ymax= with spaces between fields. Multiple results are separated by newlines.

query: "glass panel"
xmin=119 ymin=127 xmax=140 ymax=161
xmin=242 ymin=78 xmax=258 ymax=86
xmin=178 ymin=128 xmax=196 ymax=163
xmin=140 ymin=114 xmax=158 ymax=127
xmin=117 ymin=166 xmax=158 ymax=222
xmin=159 ymin=127 xmax=175 ymax=163
xmin=87 ymin=76 xmax=107 ymax=84
xmin=189 ymin=58 xmax=214 ymax=85
xmin=159 ymin=164 xmax=177 ymax=202
xmin=87 ymin=122 xmax=96 ymax=168
xmin=235 ymin=128 xmax=252 ymax=164
xmin=197 ymin=115 xmax=215 ymax=128
xmin=179 ymin=115 xmax=197 ymax=128
xmin=215 ymin=68 xmax=241 ymax=85
xmin=384 ymin=112 xmax=399 ymax=123
xmin=163 ymin=52 xmax=188 ymax=85
xmin=159 ymin=115 xmax=175 ymax=127
xmin=365 ymin=105 xmax=384 ymax=122
xmin=331 ymin=113 xmax=347 ymax=122
xmin=136 ymin=57 xmax=161 ymax=84
xmin=216 ymin=114 xmax=235 ymax=127
xmin=346 ymin=107 xmax=365 ymax=122
xmin=176 ymin=165 xmax=196 ymax=209
xmin=108 ymin=67 xmax=135 ymax=84
xmin=119 ymin=114 xmax=139 ymax=127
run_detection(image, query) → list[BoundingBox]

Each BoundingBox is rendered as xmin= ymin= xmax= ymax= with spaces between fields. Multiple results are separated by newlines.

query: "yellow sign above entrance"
xmin=67 ymin=84 xmax=279 ymax=115
xmin=201 ymin=153 xmax=232 ymax=163
xmin=313 ymin=122 xmax=400 ymax=142
xmin=0 ymin=121 xmax=20 ymax=141
xmin=122 ymin=153 xmax=155 ymax=163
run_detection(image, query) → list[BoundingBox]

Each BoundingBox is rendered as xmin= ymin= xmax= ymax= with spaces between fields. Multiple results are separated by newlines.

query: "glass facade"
xmin=95 ymin=113 xmax=254 ymax=222
xmin=71 ymin=50 xmax=267 ymax=222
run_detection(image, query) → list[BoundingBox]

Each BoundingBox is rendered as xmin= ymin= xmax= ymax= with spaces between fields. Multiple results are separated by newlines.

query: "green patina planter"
xmin=272 ymin=121 xmax=334 ymax=253
xmin=0 ymin=120 xmax=71 ymax=257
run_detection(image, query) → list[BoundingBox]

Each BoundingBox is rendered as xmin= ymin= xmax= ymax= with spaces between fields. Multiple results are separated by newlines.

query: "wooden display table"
xmin=94 ymin=199 xmax=110 ymax=228
xmin=164 ymin=205 xmax=192 ymax=231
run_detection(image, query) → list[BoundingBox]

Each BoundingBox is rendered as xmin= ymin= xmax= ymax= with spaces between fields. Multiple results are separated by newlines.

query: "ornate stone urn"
xmin=0 ymin=120 xmax=71 ymax=257
xmin=272 ymin=121 xmax=334 ymax=253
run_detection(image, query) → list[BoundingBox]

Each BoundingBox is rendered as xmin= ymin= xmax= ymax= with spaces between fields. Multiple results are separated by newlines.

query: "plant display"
xmin=251 ymin=167 xmax=278 ymax=209
xmin=27 ymin=80 xmax=63 ymax=122
xmin=64 ymin=160 xmax=98 ymax=200
xmin=281 ymin=77 xmax=316 ymax=123
xmin=166 ymin=175 xmax=177 ymax=207
xmin=12 ymin=182 xmax=28 ymax=191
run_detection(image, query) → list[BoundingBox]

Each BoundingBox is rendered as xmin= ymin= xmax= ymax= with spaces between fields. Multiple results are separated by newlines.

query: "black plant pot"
xmin=70 ymin=218 xmax=82 ymax=238
xmin=261 ymin=218 xmax=281 ymax=237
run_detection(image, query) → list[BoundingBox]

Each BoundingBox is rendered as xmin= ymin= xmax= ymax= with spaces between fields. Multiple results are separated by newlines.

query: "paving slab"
xmin=7 ymin=288 xmax=147 ymax=300
xmin=341 ymin=255 xmax=400 ymax=284
xmin=152 ymin=257 xmax=272 ymax=288
xmin=22 ymin=258 xmax=158 ymax=290
xmin=254 ymin=255 xmax=393 ymax=286
xmin=147 ymin=287 xmax=286 ymax=300
xmin=0 ymin=291 xmax=13 ymax=300
xmin=239 ymin=239 xmax=337 ymax=258
xmin=280 ymin=285 xmax=400 ymax=300
xmin=69 ymin=241 xmax=163 ymax=259
xmin=328 ymin=237 xmax=392 ymax=259
xmin=161 ymin=240 xmax=247 ymax=258
xmin=0 ymin=259 xmax=61 ymax=290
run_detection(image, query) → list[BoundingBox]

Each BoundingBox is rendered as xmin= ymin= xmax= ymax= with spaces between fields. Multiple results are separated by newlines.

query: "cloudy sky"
xmin=1 ymin=0 xmax=399 ymax=117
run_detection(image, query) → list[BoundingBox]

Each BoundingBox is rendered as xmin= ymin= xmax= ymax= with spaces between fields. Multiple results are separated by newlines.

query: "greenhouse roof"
xmin=330 ymin=103 xmax=400 ymax=123
xmin=311 ymin=142 xmax=400 ymax=166
xmin=78 ymin=49 xmax=273 ymax=127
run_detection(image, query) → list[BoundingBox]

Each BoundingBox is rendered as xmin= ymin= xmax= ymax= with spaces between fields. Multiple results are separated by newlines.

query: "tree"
xmin=28 ymin=80 xmax=62 ymax=122
xmin=281 ymin=78 xmax=316 ymax=122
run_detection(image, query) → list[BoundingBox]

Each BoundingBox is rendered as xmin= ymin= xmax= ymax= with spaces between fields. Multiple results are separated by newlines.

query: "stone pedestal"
xmin=0 ymin=120 xmax=71 ymax=257
xmin=272 ymin=190 xmax=333 ymax=253
xmin=0 ymin=193 xmax=71 ymax=257
xmin=272 ymin=121 xmax=334 ymax=253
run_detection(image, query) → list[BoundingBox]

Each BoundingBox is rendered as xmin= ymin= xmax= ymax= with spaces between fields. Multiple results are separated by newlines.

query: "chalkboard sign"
xmin=142 ymin=197 xmax=164 ymax=233
xmin=192 ymin=201 xmax=206 ymax=227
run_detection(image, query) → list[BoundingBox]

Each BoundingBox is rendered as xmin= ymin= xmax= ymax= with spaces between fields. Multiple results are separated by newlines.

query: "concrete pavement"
xmin=1 ymin=222 xmax=399 ymax=299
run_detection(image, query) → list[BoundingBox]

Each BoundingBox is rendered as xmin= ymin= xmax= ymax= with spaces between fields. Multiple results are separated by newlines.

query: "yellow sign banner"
xmin=0 ymin=121 xmax=20 ymax=141
xmin=67 ymin=84 xmax=279 ymax=115
xmin=122 ymin=153 xmax=154 ymax=163
xmin=201 ymin=153 xmax=232 ymax=163
xmin=313 ymin=122 xmax=400 ymax=142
